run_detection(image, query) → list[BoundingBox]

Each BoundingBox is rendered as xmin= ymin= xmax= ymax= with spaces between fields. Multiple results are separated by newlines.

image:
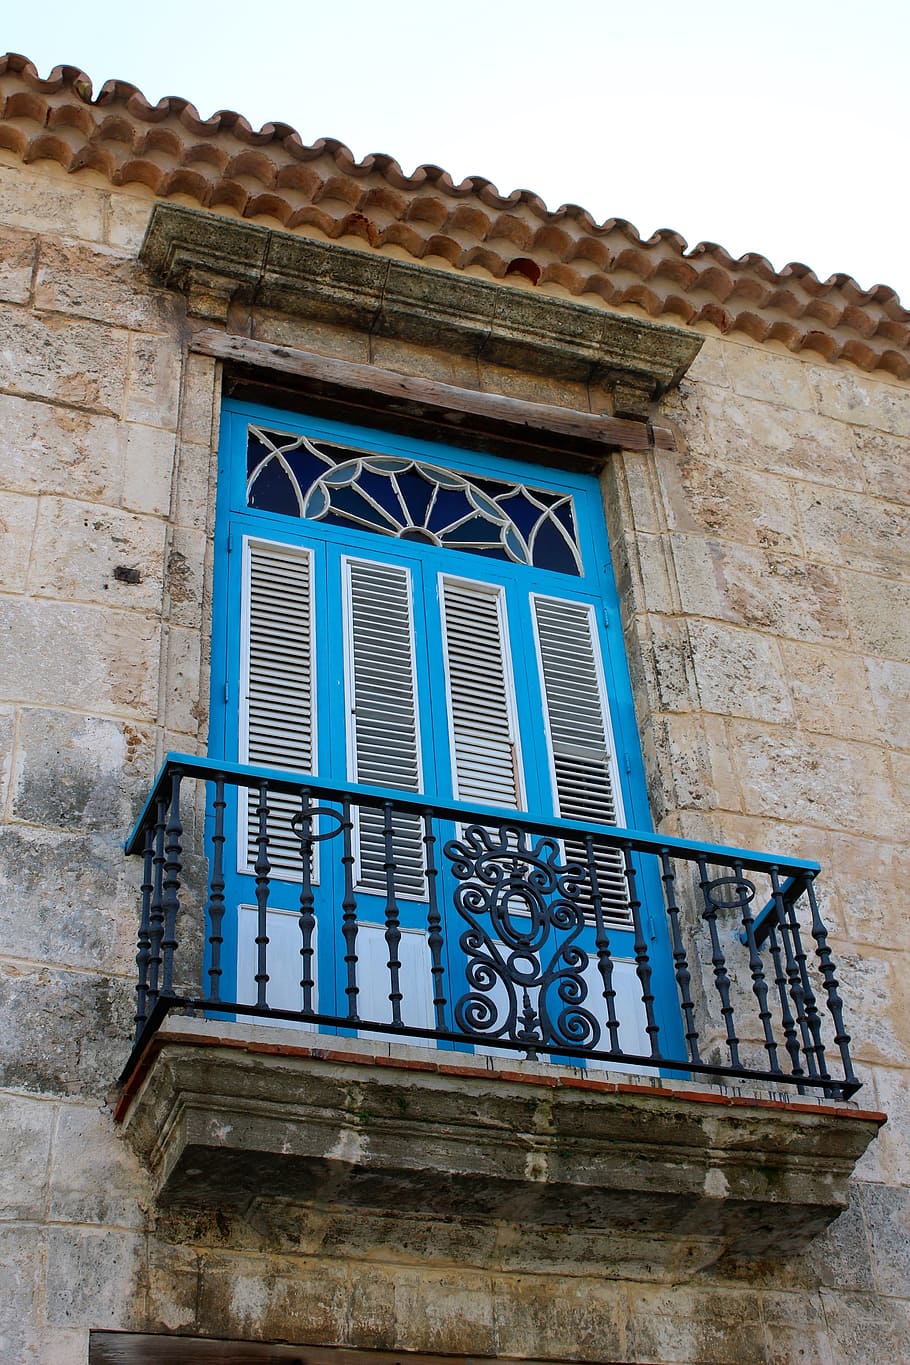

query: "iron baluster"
xmin=205 ymin=775 xmax=227 ymax=1003
xmin=340 ymin=797 xmax=360 ymax=1021
xmin=697 ymin=857 xmax=741 ymax=1068
xmin=423 ymin=809 xmax=448 ymax=1033
xmin=768 ymin=869 xmax=805 ymax=1083
xmin=146 ymin=797 xmax=168 ymax=1008
xmin=254 ymin=779 xmax=271 ymax=1010
xmin=785 ymin=889 xmax=829 ymax=1081
xmin=382 ymin=801 xmax=404 ymax=1027
xmin=774 ymin=885 xmax=818 ymax=1078
xmin=585 ymin=833 xmax=621 ymax=1054
xmin=160 ymin=769 xmax=183 ymax=997
xmin=737 ymin=860 xmax=781 ymax=1075
xmin=623 ymin=842 xmax=660 ymax=1058
xmin=659 ymin=850 xmax=701 ymax=1065
xmin=805 ymin=874 xmax=857 ymax=1091
xmin=134 ymin=823 xmax=155 ymax=1038
xmin=296 ymin=789 xmax=316 ymax=1017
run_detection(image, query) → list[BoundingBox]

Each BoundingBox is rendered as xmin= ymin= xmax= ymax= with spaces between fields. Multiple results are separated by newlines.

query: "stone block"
xmin=0 ymin=489 xmax=38 ymax=593
xmin=125 ymin=331 xmax=182 ymax=430
xmin=780 ymin=641 xmax=881 ymax=741
xmin=372 ymin=334 xmax=482 ymax=391
xmin=163 ymin=624 xmax=204 ymax=738
xmin=35 ymin=236 xmax=179 ymax=331
xmin=0 ymin=162 xmax=106 ymax=242
xmin=854 ymin=427 xmax=910 ymax=505
xmin=689 ymin=621 xmax=792 ymax=722
xmin=0 ymin=392 xmax=126 ymax=503
xmin=845 ymin=571 xmax=910 ymax=662
xmin=800 ymin=1186 xmax=876 ymax=1293
xmin=631 ymin=533 xmax=677 ymax=615
xmin=836 ymin=946 xmax=910 ymax=1068
xmin=0 ymin=826 xmax=139 ymax=975
xmin=391 ymin=1265 xmax=496 ymax=1355
xmin=477 ymin=358 xmax=589 ymax=411
xmin=819 ymin=1287 xmax=910 ymax=1363
xmin=796 ymin=483 xmax=910 ymax=576
xmin=121 ymin=423 xmax=177 ymax=518
xmin=866 ymin=657 xmax=910 ymax=749
xmin=106 ymin=189 xmax=156 ymax=252
xmin=0 ymin=1092 xmax=54 ymax=1219
xmin=627 ymin=1283 xmax=766 ymax=1365
xmin=0 ymin=223 xmax=36 ymax=303
xmin=0 ymin=704 xmax=14 ymax=813
xmin=659 ymin=452 xmax=804 ymax=554
xmin=10 ymin=709 xmax=154 ymax=834
xmin=491 ymin=1274 xmax=625 ymax=1359
xmin=809 ymin=830 xmax=910 ymax=952
xmin=145 ymin=1235 xmax=200 ymax=1334
xmin=697 ymin=386 xmax=864 ymax=491
xmin=724 ymin=345 xmax=817 ymax=411
xmin=0 ymin=962 xmax=134 ymax=1097
xmin=684 ymin=334 xmax=730 ymax=388
xmin=728 ymin=723 xmax=907 ymax=839
xmin=249 ymin=307 xmax=372 ymax=364
xmin=45 ymin=1226 xmax=144 ymax=1329
xmin=28 ymin=495 xmax=167 ymax=611
xmin=196 ymin=1252 xmax=350 ymax=1345
xmin=0 ymin=599 xmax=160 ymax=716
xmin=175 ymin=351 xmax=219 ymax=450
xmin=811 ymin=367 xmax=910 ymax=438
xmin=164 ymin=526 xmax=207 ymax=628
xmin=171 ymin=438 xmax=216 ymax=533
xmin=676 ymin=538 xmax=850 ymax=643
xmin=0 ymin=1225 xmax=43 ymax=1363
xmin=0 ymin=305 xmax=128 ymax=414
xmin=48 ymin=1102 xmax=149 ymax=1227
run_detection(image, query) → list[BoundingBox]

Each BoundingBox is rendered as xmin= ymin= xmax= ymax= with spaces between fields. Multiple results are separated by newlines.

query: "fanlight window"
xmin=246 ymin=425 xmax=583 ymax=576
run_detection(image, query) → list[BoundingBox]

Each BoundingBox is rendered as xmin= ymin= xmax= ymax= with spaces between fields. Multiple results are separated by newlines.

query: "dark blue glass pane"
xmin=323 ymin=484 xmax=399 ymax=532
xmin=427 ymin=487 xmax=473 ymax=533
xmin=394 ymin=469 xmax=437 ymax=527
xmin=445 ymin=515 xmax=503 ymax=548
xmin=357 ymin=469 xmax=407 ymax=522
xmin=248 ymin=459 xmax=300 ymax=516
xmin=530 ymin=517 xmax=580 ymax=575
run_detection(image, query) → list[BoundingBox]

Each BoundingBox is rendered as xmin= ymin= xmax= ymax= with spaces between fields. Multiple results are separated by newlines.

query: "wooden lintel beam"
xmin=192 ymin=330 xmax=678 ymax=455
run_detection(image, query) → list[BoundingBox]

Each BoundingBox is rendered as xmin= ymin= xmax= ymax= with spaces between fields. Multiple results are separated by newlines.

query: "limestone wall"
xmin=0 ymin=150 xmax=908 ymax=1362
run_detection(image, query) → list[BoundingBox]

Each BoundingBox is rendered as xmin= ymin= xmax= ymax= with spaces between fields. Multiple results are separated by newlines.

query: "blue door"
xmin=210 ymin=400 xmax=679 ymax=1059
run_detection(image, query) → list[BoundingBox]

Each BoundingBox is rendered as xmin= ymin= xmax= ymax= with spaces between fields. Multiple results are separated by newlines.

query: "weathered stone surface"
xmin=45 ymin=1225 xmax=145 ymax=1329
xmin=689 ymin=621 xmax=792 ymax=722
xmin=126 ymin=331 xmax=183 ymax=431
xmin=0 ymin=488 xmax=38 ymax=593
xmin=819 ymin=1287 xmax=910 ymax=1363
xmin=845 ymin=570 xmax=910 ymax=661
xmin=121 ymin=422 xmax=178 ymax=518
xmin=48 ymin=1102 xmax=149 ymax=1227
xmin=0 ymin=1225 xmax=43 ymax=1363
xmin=0 ymin=827 xmax=138 ymax=974
xmin=854 ymin=426 xmax=910 ymax=505
xmin=0 ymin=962 xmax=133 ymax=1096
xmin=163 ymin=623 xmax=204 ymax=738
xmin=811 ymin=366 xmax=910 ymax=438
xmin=795 ymin=483 xmax=910 ymax=576
xmin=0 ymin=1091 xmax=54 ymax=1219
xmin=35 ymin=236 xmax=178 ymax=331
xmin=725 ymin=345 xmax=817 ymax=412
xmin=780 ymin=640 xmax=882 ymax=741
xmin=0 ymin=161 xmax=106 ymax=241
xmin=728 ymin=724 xmax=907 ymax=839
xmin=627 ymin=1283 xmax=766 ymax=1365
xmin=0 ymin=304 xmax=129 ymax=413
xmin=0 ymin=598 xmax=160 ymax=715
xmin=696 ymin=386 xmax=865 ymax=490
xmin=866 ymin=657 xmax=910 ymax=748
xmin=28 ymin=495 xmax=167 ymax=610
xmin=659 ymin=452 xmax=803 ymax=553
xmin=10 ymin=709 xmax=153 ymax=833
xmin=0 ymin=223 xmax=36 ymax=304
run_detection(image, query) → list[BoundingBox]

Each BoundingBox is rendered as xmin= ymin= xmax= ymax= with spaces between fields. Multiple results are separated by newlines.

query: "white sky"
xmin=4 ymin=0 xmax=909 ymax=303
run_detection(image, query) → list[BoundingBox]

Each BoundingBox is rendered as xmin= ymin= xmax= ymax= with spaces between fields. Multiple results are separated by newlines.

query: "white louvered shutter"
xmin=345 ymin=557 xmax=425 ymax=897
xmin=241 ymin=539 xmax=315 ymax=876
xmin=533 ymin=595 xmax=631 ymax=926
xmin=440 ymin=577 xmax=523 ymax=808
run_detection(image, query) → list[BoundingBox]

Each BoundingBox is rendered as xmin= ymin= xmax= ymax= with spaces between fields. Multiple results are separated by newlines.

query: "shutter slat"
xmin=347 ymin=558 xmax=425 ymax=897
xmin=534 ymin=596 xmax=630 ymax=927
xmin=442 ymin=578 xmax=521 ymax=809
xmin=243 ymin=541 xmax=316 ymax=877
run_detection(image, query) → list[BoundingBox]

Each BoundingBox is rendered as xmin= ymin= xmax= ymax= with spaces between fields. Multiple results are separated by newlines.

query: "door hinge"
xmin=223 ymin=682 xmax=230 ymax=704
xmin=601 ymin=604 xmax=610 ymax=628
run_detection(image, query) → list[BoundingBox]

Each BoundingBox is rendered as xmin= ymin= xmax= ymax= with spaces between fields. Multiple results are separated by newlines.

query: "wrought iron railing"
xmin=123 ymin=754 xmax=860 ymax=1098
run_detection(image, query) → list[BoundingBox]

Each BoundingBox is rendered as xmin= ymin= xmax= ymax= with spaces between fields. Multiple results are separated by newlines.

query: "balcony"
xmin=116 ymin=755 xmax=883 ymax=1267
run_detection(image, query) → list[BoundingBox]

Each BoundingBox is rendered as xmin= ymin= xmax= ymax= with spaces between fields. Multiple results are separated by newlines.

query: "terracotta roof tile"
xmin=2 ymin=51 xmax=908 ymax=379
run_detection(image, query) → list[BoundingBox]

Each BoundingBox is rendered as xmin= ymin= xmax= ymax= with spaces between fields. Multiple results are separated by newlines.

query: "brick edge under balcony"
xmin=115 ymin=1018 xmax=884 ymax=1268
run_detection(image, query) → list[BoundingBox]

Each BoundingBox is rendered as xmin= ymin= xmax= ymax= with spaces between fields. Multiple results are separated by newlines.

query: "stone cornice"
xmin=140 ymin=204 xmax=703 ymax=418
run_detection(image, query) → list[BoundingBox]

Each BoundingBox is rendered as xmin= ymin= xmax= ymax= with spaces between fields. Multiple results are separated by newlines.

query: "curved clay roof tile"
xmin=0 ymin=51 xmax=906 ymax=376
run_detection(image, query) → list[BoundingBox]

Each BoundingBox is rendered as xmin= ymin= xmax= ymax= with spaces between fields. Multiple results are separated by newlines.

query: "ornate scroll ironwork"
xmin=246 ymin=426 xmax=583 ymax=575
xmin=445 ymin=823 xmax=600 ymax=1051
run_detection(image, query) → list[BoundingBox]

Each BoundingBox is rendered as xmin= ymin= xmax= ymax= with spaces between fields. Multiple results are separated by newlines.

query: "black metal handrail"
xmin=123 ymin=753 xmax=860 ymax=1098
